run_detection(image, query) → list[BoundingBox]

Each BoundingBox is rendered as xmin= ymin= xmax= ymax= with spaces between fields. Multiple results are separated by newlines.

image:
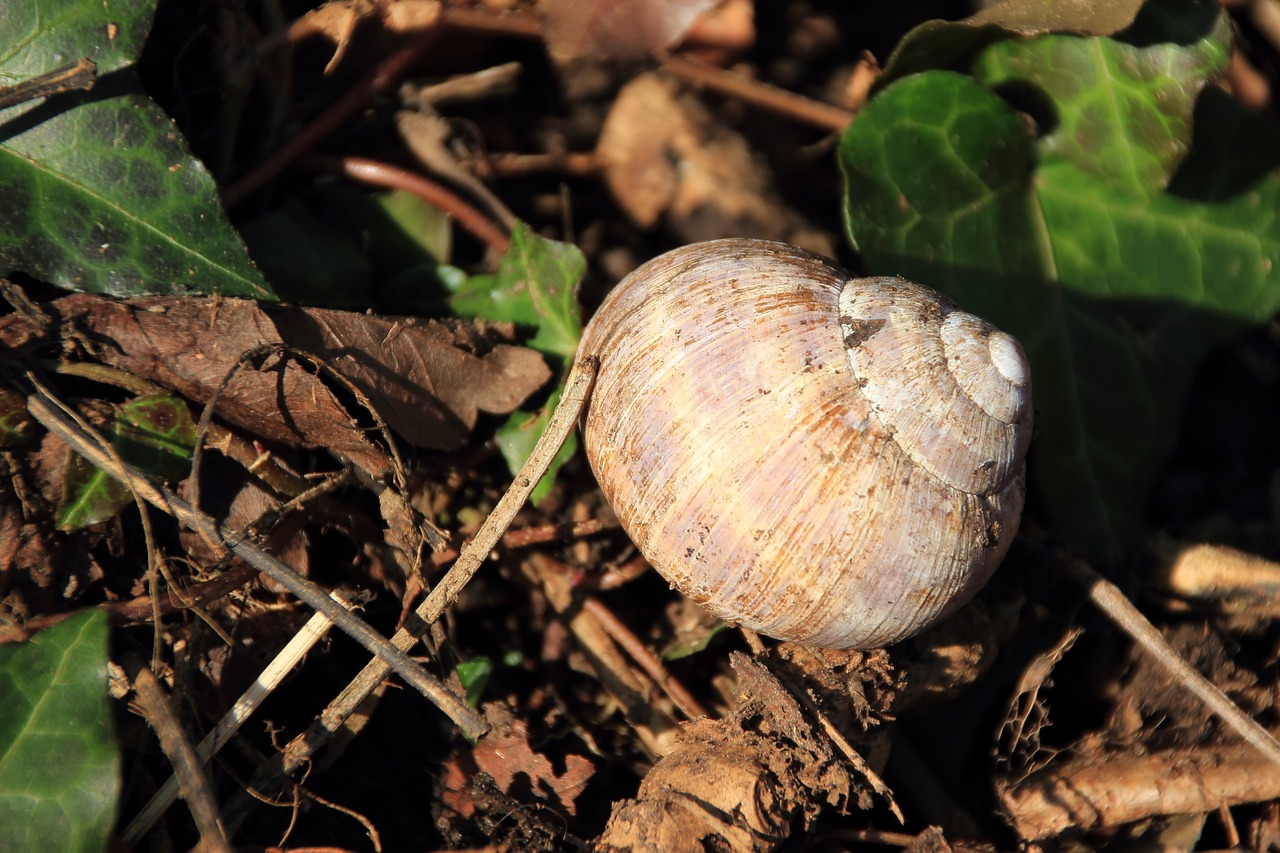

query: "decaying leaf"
xmin=0 ymin=296 xmax=551 ymax=479
xmin=596 ymin=653 xmax=856 ymax=852
xmin=441 ymin=704 xmax=595 ymax=818
xmin=271 ymin=308 xmax=551 ymax=450
xmin=597 ymin=72 xmax=832 ymax=253
xmin=541 ymin=0 xmax=720 ymax=62
xmin=290 ymin=0 xmax=443 ymax=74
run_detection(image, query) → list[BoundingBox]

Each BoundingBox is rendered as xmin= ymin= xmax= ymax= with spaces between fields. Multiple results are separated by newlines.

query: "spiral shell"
xmin=579 ymin=239 xmax=1032 ymax=649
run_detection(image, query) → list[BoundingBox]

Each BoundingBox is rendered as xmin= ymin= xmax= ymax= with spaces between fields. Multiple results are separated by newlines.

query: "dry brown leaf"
xmin=270 ymin=309 xmax=552 ymax=450
xmin=597 ymin=72 xmax=833 ymax=254
xmin=441 ymin=704 xmax=595 ymax=817
xmin=968 ymin=0 xmax=1146 ymax=35
xmin=540 ymin=0 xmax=720 ymax=62
xmin=178 ymin=477 xmax=310 ymax=587
xmin=0 ymin=296 xmax=551 ymax=479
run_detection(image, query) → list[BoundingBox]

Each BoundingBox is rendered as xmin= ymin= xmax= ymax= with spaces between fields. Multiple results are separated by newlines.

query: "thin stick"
xmin=226 ymin=358 xmax=598 ymax=834
xmin=581 ymin=596 xmax=710 ymax=720
xmin=311 ymin=155 xmax=511 ymax=255
xmin=0 ymin=58 xmax=96 ymax=110
xmin=222 ymin=22 xmax=440 ymax=206
xmin=661 ymin=54 xmax=854 ymax=132
xmin=133 ymin=665 xmax=233 ymax=853
xmin=1067 ymin=561 xmax=1280 ymax=769
xmin=26 ymin=391 xmax=486 ymax=739
xmin=121 ymin=591 xmax=353 ymax=845
xmin=0 ymin=564 xmax=261 ymax=643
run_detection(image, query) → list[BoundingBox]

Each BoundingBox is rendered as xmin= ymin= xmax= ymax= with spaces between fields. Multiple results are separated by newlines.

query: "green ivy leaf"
xmin=0 ymin=0 xmax=270 ymax=298
xmin=0 ymin=611 xmax=120 ymax=852
xmin=450 ymin=222 xmax=584 ymax=361
xmin=972 ymin=13 xmax=1231 ymax=198
xmin=840 ymin=12 xmax=1280 ymax=556
xmin=450 ymin=223 xmax=585 ymax=502
xmin=58 ymin=393 xmax=197 ymax=529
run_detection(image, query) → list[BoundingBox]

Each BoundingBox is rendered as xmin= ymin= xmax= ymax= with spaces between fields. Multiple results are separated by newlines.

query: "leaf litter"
xmin=2 ymin=0 xmax=1280 ymax=850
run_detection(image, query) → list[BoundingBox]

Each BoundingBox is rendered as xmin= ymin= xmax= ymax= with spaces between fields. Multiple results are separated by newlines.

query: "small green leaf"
xmin=58 ymin=452 xmax=132 ymax=531
xmin=456 ymin=657 xmax=494 ymax=708
xmin=0 ymin=611 xmax=120 ymax=853
xmin=0 ymin=0 xmax=271 ymax=298
xmin=878 ymin=0 xmax=1148 ymax=90
xmin=495 ymin=385 xmax=579 ymax=506
xmin=58 ymin=393 xmax=197 ymax=529
xmin=450 ymin=223 xmax=585 ymax=499
xmin=115 ymin=393 xmax=198 ymax=481
xmin=663 ymin=623 xmax=730 ymax=661
xmin=450 ymin=222 xmax=585 ymax=360
xmin=972 ymin=12 xmax=1231 ymax=197
xmin=375 ymin=188 xmax=453 ymax=266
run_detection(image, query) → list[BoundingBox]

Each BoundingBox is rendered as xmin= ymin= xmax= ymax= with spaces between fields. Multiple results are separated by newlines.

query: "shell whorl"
xmin=580 ymin=239 xmax=1031 ymax=649
xmin=839 ymin=277 xmax=1032 ymax=495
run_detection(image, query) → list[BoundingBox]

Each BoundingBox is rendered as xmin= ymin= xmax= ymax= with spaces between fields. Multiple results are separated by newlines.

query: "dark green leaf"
xmin=840 ymin=42 xmax=1280 ymax=556
xmin=0 ymin=611 xmax=120 ymax=852
xmin=495 ymin=385 xmax=579 ymax=506
xmin=0 ymin=0 xmax=270 ymax=298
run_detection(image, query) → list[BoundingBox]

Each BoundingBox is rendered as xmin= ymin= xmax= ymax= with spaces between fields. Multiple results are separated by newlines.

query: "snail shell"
xmin=579 ymin=239 xmax=1032 ymax=649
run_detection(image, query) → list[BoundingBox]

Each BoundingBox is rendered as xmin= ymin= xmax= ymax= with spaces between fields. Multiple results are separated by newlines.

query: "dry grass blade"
xmin=224 ymin=357 xmax=598 ymax=829
xmin=25 ymin=389 xmax=486 ymax=738
xmin=120 ymin=591 xmax=355 ymax=845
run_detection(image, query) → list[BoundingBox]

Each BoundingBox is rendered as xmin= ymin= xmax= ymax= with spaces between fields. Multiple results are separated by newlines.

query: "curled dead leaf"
xmin=0 ymin=295 xmax=552 ymax=480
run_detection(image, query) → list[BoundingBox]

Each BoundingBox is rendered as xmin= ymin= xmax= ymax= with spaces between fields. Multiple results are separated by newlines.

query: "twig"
xmin=437 ymin=5 xmax=543 ymax=40
xmin=402 ymin=61 xmax=523 ymax=108
xmin=222 ymin=21 xmax=441 ymax=206
xmin=999 ymin=734 xmax=1280 ymax=839
xmin=531 ymin=554 xmax=674 ymax=757
xmin=308 ymin=155 xmax=511 ymax=255
xmin=661 ymin=54 xmax=854 ymax=132
xmin=1067 ymin=560 xmax=1280 ymax=769
xmin=26 ymin=389 xmax=487 ymax=739
xmin=0 ymin=58 xmax=96 ymax=110
xmin=120 ymin=591 xmax=355 ymax=846
xmin=0 ymin=564 xmax=261 ymax=643
xmin=581 ymin=596 xmax=710 ymax=720
xmin=426 ymin=519 xmax=609 ymax=567
xmin=224 ymin=358 xmax=598 ymax=834
xmin=132 ymin=665 xmax=233 ymax=853
xmin=486 ymin=151 xmax=601 ymax=179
